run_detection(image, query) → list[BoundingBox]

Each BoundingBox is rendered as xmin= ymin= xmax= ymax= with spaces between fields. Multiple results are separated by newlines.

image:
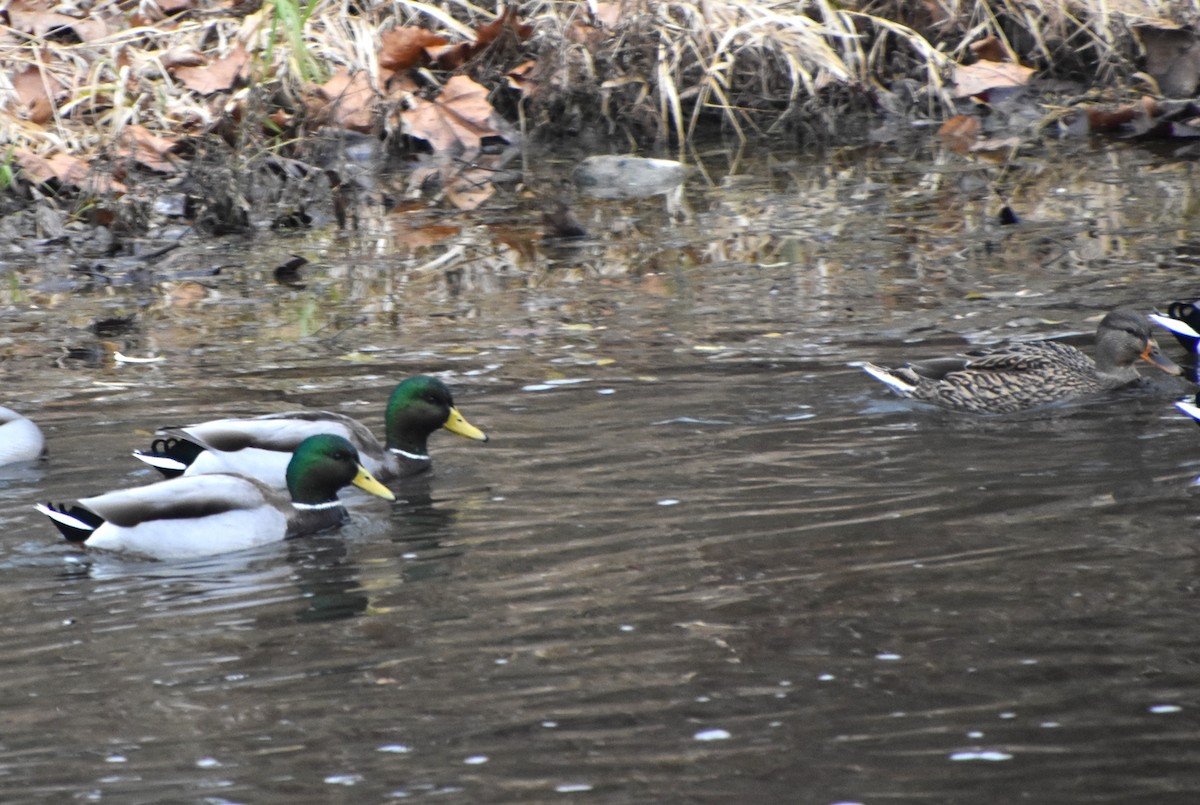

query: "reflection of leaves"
xmin=936 ymin=114 xmax=980 ymax=153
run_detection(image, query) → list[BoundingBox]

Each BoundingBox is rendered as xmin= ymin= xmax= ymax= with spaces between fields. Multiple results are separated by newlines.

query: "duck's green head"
xmin=286 ymin=434 xmax=396 ymax=505
xmin=385 ymin=375 xmax=488 ymax=455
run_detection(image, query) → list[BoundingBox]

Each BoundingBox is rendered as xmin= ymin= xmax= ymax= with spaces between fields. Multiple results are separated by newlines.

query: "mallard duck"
xmin=133 ymin=375 xmax=487 ymax=488
xmin=0 ymin=406 xmax=45 ymax=466
xmin=37 ymin=434 xmax=395 ymax=560
xmin=1176 ymin=396 xmax=1200 ymax=425
xmin=860 ymin=308 xmax=1182 ymax=414
xmin=1149 ymin=302 xmax=1200 ymax=354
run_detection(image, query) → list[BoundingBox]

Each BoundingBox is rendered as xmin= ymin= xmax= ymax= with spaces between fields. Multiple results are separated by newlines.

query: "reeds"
xmin=0 ymin=0 xmax=1186 ymax=191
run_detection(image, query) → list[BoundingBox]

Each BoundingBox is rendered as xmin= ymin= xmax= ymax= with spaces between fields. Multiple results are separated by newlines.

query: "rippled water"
xmin=2 ymin=139 xmax=1200 ymax=803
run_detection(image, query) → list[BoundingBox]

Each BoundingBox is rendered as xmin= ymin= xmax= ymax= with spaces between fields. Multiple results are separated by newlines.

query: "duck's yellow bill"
xmin=353 ymin=465 xmax=396 ymax=501
xmin=443 ymin=407 xmax=488 ymax=442
xmin=1140 ymin=340 xmax=1182 ymax=376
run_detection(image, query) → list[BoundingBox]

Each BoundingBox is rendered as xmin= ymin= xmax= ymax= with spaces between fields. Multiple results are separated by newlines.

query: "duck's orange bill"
xmin=1141 ymin=340 xmax=1182 ymax=376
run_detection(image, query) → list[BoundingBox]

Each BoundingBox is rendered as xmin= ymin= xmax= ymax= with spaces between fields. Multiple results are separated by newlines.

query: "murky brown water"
xmin=2 ymin=139 xmax=1200 ymax=803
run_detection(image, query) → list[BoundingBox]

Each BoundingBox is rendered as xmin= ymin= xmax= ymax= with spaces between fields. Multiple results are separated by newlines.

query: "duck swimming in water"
xmin=860 ymin=308 xmax=1182 ymax=414
xmin=0 ymin=407 xmax=45 ymax=466
xmin=132 ymin=375 xmax=487 ymax=488
xmin=1149 ymin=301 xmax=1200 ymax=355
xmin=37 ymin=434 xmax=395 ymax=560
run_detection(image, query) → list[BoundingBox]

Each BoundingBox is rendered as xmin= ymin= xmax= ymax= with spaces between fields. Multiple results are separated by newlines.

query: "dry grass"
xmin=0 ymin=0 xmax=1191 ymax=205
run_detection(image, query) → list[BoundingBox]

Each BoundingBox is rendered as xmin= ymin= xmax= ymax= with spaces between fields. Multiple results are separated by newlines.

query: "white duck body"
xmin=0 ymin=406 xmax=45 ymax=465
xmin=75 ymin=474 xmax=292 ymax=559
xmin=176 ymin=413 xmax=382 ymax=488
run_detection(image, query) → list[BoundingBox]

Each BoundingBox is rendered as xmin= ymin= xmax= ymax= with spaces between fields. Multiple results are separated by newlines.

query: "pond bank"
xmin=0 ymin=0 xmax=1196 ymax=238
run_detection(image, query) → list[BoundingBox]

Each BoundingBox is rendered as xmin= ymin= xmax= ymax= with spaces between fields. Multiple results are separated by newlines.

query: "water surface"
xmin=1 ymin=139 xmax=1199 ymax=803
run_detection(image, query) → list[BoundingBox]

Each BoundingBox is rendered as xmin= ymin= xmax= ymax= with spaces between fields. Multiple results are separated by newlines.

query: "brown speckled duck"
xmin=861 ymin=308 xmax=1182 ymax=414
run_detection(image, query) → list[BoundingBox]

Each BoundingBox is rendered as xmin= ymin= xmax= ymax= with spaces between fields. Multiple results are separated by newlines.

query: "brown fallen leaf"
xmin=15 ymin=150 xmax=126 ymax=193
xmin=473 ymin=5 xmax=534 ymax=49
xmin=969 ymin=36 xmax=1010 ymax=63
xmin=173 ymin=45 xmax=250 ymax=95
xmin=952 ymin=60 xmax=1035 ymax=98
xmin=8 ymin=0 xmax=110 ymax=41
xmin=401 ymin=75 xmax=505 ymax=155
xmin=116 ymin=125 xmax=179 ymax=173
xmin=506 ymin=60 xmax=538 ymax=94
xmin=379 ymin=26 xmax=446 ymax=72
xmin=318 ymin=68 xmax=377 ymax=131
xmin=12 ymin=63 xmax=65 ymax=114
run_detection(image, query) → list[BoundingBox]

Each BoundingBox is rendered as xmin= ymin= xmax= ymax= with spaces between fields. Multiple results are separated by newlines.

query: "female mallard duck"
xmin=36 ymin=434 xmax=395 ymax=560
xmin=133 ymin=375 xmax=487 ymax=488
xmin=0 ymin=406 xmax=45 ymax=466
xmin=861 ymin=308 xmax=1182 ymax=414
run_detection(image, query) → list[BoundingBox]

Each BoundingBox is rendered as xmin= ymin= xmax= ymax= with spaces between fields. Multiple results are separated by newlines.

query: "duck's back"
xmin=908 ymin=340 xmax=1100 ymax=413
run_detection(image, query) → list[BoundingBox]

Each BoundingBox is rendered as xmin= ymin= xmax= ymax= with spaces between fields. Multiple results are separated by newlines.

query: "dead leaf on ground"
xmin=12 ymin=63 xmax=64 ymax=124
xmin=969 ymin=36 xmax=1010 ymax=63
xmin=506 ymin=60 xmax=538 ymax=94
xmin=15 ymin=150 xmax=127 ymax=194
xmin=318 ymin=68 xmax=377 ymax=131
xmin=952 ymin=60 xmax=1035 ymax=98
xmin=173 ymin=45 xmax=250 ymax=95
xmin=116 ymin=125 xmax=179 ymax=173
xmin=8 ymin=0 xmax=110 ymax=42
xmin=401 ymin=75 xmax=506 ymax=155
xmin=379 ymin=26 xmax=446 ymax=72
xmin=430 ymin=6 xmax=534 ymax=70
xmin=472 ymin=6 xmax=534 ymax=49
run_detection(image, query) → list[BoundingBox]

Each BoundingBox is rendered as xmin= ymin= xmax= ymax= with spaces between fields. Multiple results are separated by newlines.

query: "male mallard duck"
xmin=1176 ymin=395 xmax=1200 ymax=425
xmin=1149 ymin=302 xmax=1200 ymax=354
xmin=860 ymin=308 xmax=1182 ymax=414
xmin=133 ymin=375 xmax=487 ymax=488
xmin=0 ymin=406 xmax=45 ymax=466
xmin=37 ymin=434 xmax=395 ymax=560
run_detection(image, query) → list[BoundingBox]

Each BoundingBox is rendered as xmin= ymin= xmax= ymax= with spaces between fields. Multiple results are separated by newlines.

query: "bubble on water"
xmin=378 ymin=744 xmax=412 ymax=754
xmin=1150 ymin=704 xmax=1182 ymax=714
xmin=464 ymin=755 xmax=489 ymax=765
